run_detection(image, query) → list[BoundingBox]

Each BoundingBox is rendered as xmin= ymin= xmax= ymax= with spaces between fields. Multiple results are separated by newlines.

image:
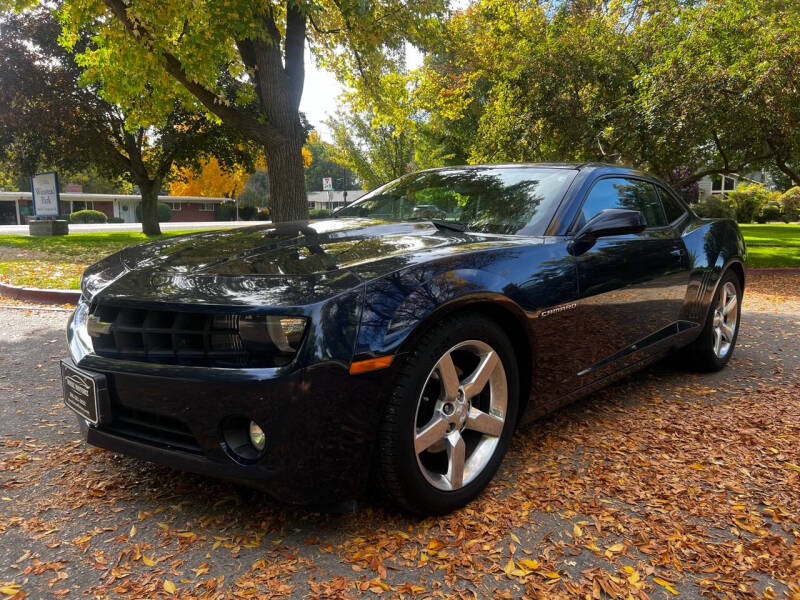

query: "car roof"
xmin=417 ymin=162 xmax=652 ymax=178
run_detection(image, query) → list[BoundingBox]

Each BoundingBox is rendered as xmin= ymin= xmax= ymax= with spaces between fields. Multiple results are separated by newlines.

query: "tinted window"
xmin=336 ymin=167 xmax=577 ymax=235
xmin=658 ymin=187 xmax=686 ymax=223
xmin=578 ymin=178 xmax=666 ymax=229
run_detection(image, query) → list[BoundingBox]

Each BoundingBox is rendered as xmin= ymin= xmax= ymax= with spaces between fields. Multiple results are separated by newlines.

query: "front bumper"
xmin=69 ymin=358 xmax=388 ymax=504
xmin=66 ymin=299 xmax=389 ymax=505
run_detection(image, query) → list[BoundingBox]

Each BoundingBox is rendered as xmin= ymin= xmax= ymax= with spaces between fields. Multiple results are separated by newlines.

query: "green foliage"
xmin=726 ymin=184 xmax=770 ymax=224
xmin=107 ymin=217 xmax=125 ymax=223
xmin=309 ymin=209 xmax=333 ymax=219
xmin=135 ymin=202 xmax=172 ymax=223
xmin=69 ymin=209 xmax=108 ymax=224
xmin=237 ymin=171 xmax=269 ymax=208
xmin=327 ymin=108 xmax=415 ymax=190
xmin=779 ymin=187 xmax=800 ymax=221
xmin=214 ymin=203 xmax=235 ymax=221
xmin=757 ymin=203 xmax=782 ymax=224
xmin=693 ymin=196 xmax=736 ymax=220
xmin=304 ymin=132 xmax=357 ymax=192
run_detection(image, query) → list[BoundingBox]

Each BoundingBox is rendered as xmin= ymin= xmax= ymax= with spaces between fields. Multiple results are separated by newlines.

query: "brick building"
xmin=0 ymin=191 xmax=229 ymax=225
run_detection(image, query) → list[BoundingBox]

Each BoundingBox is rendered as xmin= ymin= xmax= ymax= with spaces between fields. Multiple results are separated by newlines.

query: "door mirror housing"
xmin=574 ymin=208 xmax=647 ymax=242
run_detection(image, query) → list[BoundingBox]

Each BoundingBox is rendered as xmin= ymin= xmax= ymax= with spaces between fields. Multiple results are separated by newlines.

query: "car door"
xmin=569 ymin=176 xmax=691 ymax=384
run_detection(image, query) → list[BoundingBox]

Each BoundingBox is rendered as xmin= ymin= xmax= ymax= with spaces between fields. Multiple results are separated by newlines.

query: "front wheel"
xmin=685 ymin=270 xmax=742 ymax=372
xmin=376 ymin=313 xmax=519 ymax=515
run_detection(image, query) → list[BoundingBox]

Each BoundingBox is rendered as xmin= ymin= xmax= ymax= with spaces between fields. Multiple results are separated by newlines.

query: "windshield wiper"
xmin=431 ymin=219 xmax=468 ymax=232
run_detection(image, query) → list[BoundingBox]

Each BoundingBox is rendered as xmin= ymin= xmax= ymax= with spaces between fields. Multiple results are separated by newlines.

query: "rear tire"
xmin=684 ymin=269 xmax=742 ymax=372
xmin=377 ymin=313 xmax=519 ymax=515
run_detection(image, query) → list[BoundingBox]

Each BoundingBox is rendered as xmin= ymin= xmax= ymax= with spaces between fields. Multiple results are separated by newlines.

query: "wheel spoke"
xmin=436 ymin=352 xmax=460 ymax=401
xmin=724 ymin=295 xmax=737 ymax=317
xmin=720 ymin=322 xmax=734 ymax=342
xmin=415 ymin=416 xmax=448 ymax=454
xmin=713 ymin=328 xmax=722 ymax=356
xmin=466 ymin=406 xmax=504 ymax=437
xmin=445 ymin=432 xmax=465 ymax=489
xmin=462 ymin=351 xmax=499 ymax=399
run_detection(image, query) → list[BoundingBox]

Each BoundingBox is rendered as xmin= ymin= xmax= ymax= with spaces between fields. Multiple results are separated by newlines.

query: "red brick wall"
xmin=93 ymin=201 xmax=114 ymax=218
xmin=169 ymin=202 xmax=217 ymax=222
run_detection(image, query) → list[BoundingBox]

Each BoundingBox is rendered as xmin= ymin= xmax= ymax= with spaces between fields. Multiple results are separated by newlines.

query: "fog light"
xmin=249 ymin=421 xmax=266 ymax=451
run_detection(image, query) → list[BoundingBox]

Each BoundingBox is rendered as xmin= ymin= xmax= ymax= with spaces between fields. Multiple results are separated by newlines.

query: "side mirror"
xmin=574 ymin=208 xmax=647 ymax=242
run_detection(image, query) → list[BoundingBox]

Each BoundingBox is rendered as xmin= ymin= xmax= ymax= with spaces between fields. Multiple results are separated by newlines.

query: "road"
xmin=1 ymin=272 xmax=798 ymax=599
xmin=0 ymin=221 xmax=265 ymax=235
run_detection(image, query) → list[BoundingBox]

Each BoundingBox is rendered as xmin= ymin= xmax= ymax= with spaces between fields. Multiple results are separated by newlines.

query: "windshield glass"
xmin=336 ymin=167 xmax=576 ymax=235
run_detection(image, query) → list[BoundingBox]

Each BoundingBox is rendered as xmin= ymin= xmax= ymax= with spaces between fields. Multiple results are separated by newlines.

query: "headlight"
xmin=238 ymin=315 xmax=308 ymax=362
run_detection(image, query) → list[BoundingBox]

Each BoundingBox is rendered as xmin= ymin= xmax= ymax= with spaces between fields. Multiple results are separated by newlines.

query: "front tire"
xmin=377 ymin=313 xmax=519 ymax=515
xmin=685 ymin=269 xmax=742 ymax=372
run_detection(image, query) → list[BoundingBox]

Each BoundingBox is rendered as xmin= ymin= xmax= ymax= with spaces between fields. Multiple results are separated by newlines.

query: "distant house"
xmin=0 ymin=191 xmax=229 ymax=225
xmin=0 ymin=188 xmax=371 ymax=225
xmin=696 ymin=169 xmax=777 ymax=202
xmin=307 ymin=189 xmax=366 ymax=212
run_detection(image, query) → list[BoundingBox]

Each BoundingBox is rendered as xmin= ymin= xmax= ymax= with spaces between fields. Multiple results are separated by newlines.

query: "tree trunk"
xmin=264 ymin=130 xmax=308 ymax=223
xmin=140 ymin=181 xmax=161 ymax=236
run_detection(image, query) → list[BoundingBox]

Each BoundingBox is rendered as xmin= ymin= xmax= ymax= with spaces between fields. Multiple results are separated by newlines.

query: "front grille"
xmin=89 ymin=304 xmax=251 ymax=367
xmin=108 ymin=403 xmax=202 ymax=454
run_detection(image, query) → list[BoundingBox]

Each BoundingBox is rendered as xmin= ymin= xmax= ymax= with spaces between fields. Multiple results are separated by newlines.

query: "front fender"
xmin=354 ymin=262 xmax=519 ymax=358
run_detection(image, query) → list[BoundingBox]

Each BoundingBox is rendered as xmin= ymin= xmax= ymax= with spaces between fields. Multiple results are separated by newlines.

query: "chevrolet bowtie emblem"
xmin=86 ymin=315 xmax=112 ymax=337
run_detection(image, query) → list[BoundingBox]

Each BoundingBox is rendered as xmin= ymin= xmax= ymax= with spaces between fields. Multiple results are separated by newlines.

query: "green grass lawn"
xmin=738 ymin=223 xmax=800 ymax=268
xmin=0 ymin=224 xmax=798 ymax=290
xmin=0 ymin=231 xmax=192 ymax=290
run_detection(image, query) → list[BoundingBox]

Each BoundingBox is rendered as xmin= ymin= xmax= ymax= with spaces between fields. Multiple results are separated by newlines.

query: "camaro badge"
xmin=539 ymin=302 xmax=578 ymax=317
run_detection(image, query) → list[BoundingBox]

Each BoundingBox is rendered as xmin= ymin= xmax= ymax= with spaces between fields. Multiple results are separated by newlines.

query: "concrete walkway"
xmin=0 ymin=220 xmax=266 ymax=235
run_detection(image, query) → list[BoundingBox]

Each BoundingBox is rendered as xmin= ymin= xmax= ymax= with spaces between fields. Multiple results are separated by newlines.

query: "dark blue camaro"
xmin=63 ymin=163 xmax=746 ymax=514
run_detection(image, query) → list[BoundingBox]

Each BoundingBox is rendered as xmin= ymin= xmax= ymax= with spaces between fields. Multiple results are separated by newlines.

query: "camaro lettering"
xmin=540 ymin=303 xmax=577 ymax=317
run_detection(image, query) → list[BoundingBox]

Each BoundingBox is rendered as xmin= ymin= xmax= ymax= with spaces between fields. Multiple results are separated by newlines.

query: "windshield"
xmin=336 ymin=167 xmax=576 ymax=235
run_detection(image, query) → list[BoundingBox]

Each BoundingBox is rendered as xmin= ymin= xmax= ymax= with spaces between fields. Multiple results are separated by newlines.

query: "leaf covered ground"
xmin=1 ymin=272 xmax=799 ymax=599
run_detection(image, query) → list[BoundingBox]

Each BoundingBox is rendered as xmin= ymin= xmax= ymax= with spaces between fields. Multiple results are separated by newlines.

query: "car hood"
xmin=84 ymin=219 xmax=538 ymax=307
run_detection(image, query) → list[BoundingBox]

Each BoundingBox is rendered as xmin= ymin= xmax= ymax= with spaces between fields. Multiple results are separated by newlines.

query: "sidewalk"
xmin=0 ymin=220 xmax=265 ymax=235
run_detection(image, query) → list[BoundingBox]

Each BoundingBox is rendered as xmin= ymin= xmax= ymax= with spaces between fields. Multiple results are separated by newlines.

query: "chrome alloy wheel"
xmin=413 ymin=340 xmax=508 ymax=491
xmin=712 ymin=281 xmax=738 ymax=358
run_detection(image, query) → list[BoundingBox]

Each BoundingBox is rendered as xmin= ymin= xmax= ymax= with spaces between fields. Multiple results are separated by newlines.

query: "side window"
xmin=657 ymin=186 xmax=686 ymax=223
xmin=578 ymin=178 xmax=667 ymax=230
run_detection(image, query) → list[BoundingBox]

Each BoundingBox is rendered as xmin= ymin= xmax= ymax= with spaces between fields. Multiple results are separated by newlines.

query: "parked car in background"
xmin=62 ymin=163 xmax=746 ymax=514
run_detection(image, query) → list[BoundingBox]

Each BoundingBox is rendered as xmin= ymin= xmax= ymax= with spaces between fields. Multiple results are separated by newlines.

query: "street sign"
xmin=322 ymin=177 xmax=333 ymax=191
xmin=31 ymin=171 xmax=60 ymax=217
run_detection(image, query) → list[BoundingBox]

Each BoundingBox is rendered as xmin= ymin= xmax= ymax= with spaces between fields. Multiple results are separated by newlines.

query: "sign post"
xmin=29 ymin=171 xmax=68 ymax=235
xmin=31 ymin=171 xmax=61 ymax=217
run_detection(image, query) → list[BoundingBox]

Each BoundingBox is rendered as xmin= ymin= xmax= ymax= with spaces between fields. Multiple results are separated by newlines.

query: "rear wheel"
xmin=377 ymin=313 xmax=519 ymax=515
xmin=685 ymin=270 xmax=742 ymax=372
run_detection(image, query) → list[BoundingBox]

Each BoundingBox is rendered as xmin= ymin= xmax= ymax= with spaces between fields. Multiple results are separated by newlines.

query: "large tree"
xmin=34 ymin=0 xmax=448 ymax=222
xmin=0 ymin=9 xmax=252 ymax=234
xmin=404 ymin=0 xmax=800 ymax=189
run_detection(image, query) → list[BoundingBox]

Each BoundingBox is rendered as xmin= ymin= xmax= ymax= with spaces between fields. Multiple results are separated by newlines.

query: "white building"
xmin=308 ymin=190 xmax=366 ymax=212
xmin=697 ymin=169 xmax=777 ymax=202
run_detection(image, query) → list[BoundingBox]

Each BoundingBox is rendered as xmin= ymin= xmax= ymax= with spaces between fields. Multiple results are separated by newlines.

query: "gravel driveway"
xmin=1 ymin=272 xmax=798 ymax=599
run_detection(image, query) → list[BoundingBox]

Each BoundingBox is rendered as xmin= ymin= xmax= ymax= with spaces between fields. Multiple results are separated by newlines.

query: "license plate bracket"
xmin=60 ymin=360 xmax=108 ymax=425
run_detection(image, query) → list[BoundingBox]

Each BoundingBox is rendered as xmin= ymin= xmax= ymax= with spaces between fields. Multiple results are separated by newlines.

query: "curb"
xmin=0 ymin=280 xmax=80 ymax=305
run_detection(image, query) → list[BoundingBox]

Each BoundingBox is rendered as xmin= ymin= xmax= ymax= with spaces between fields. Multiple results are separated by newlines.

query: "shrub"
xmin=726 ymin=183 xmax=769 ymax=223
xmin=757 ymin=202 xmax=782 ymax=223
xmin=309 ymin=209 xmax=333 ymax=219
xmin=693 ymin=196 xmax=735 ymax=220
xmin=237 ymin=205 xmax=256 ymax=220
xmin=107 ymin=217 xmax=124 ymax=223
xmin=779 ymin=186 xmax=800 ymax=222
xmin=254 ymin=210 xmax=270 ymax=221
xmin=135 ymin=202 xmax=172 ymax=223
xmin=215 ymin=202 xmax=236 ymax=221
xmin=69 ymin=209 xmax=107 ymax=223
